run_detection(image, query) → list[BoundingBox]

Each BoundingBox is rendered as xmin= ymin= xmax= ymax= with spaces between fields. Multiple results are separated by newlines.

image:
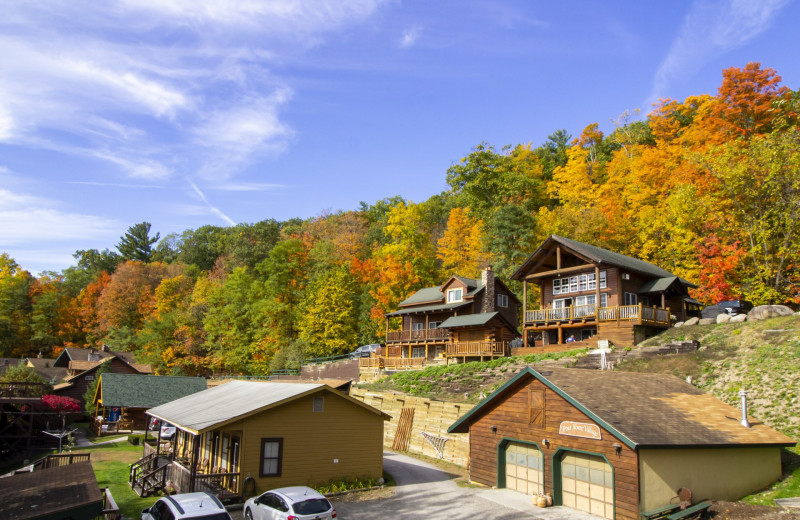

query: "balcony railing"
xmin=386 ymin=328 xmax=449 ymax=342
xmin=444 ymin=341 xmax=508 ymax=358
xmin=0 ymin=382 xmax=48 ymax=399
xmin=526 ymin=303 xmax=670 ymax=326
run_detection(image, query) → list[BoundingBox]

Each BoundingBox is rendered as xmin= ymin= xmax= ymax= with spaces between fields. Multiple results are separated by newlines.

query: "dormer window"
xmin=447 ymin=288 xmax=463 ymax=303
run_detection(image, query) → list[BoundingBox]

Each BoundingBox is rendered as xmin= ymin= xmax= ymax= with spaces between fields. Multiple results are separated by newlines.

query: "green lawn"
xmin=743 ymin=447 xmax=800 ymax=506
xmin=73 ymin=442 xmax=156 ymax=519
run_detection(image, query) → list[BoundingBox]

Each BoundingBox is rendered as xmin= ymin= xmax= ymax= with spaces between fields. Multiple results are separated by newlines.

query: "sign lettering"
xmin=559 ymin=421 xmax=601 ymax=440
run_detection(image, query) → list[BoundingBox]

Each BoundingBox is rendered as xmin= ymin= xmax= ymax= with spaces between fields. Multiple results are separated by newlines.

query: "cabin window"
xmin=553 ymin=278 xmax=562 ymax=295
xmin=412 ymin=347 xmax=426 ymax=358
xmin=579 ymin=274 xmax=587 ymax=292
xmin=260 ymin=438 xmax=283 ymax=477
xmin=497 ymin=294 xmax=508 ymax=308
xmin=412 ymin=322 xmax=424 ymax=331
xmin=624 ymin=292 xmax=638 ymax=305
xmin=447 ymin=288 xmax=463 ymax=303
xmin=587 ymin=273 xmax=596 ymax=290
xmin=569 ymin=276 xmax=578 ymax=293
xmin=313 ymin=396 xmax=324 ymax=413
xmin=428 ymin=321 xmax=441 ymax=329
xmin=599 ymin=271 xmax=607 ymax=289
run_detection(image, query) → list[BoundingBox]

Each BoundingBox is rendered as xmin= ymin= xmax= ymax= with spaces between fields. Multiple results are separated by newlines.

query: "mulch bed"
xmin=708 ymin=500 xmax=800 ymax=519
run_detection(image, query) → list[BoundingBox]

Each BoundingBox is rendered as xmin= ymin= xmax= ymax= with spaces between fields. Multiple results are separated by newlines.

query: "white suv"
xmin=142 ymin=492 xmax=232 ymax=520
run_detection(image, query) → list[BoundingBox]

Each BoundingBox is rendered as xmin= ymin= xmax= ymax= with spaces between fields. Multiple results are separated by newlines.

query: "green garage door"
xmin=504 ymin=442 xmax=543 ymax=495
xmin=560 ymin=451 xmax=614 ymax=519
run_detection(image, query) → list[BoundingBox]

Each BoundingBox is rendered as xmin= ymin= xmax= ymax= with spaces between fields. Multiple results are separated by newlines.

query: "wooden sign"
xmin=559 ymin=421 xmax=601 ymax=440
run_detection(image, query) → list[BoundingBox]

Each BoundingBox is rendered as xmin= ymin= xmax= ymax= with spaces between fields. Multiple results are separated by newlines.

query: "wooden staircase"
xmin=129 ymin=453 xmax=169 ymax=497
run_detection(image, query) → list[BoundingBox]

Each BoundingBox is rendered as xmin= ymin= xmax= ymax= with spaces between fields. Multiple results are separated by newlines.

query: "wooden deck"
xmin=444 ymin=341 xmax=507 ymax=360
xmin=525 ymin=303 xmax=671 ymax=327
xmin=386 ymin=328 xmax=449 ymax=343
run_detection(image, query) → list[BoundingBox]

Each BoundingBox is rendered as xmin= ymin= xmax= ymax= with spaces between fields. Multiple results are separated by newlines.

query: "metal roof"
xmin=386 ymin=301 xmax=471 ymax=317
xmin=147 ymin=381 xmax=323 ymax=433
xmin=439 ymin=312 xmax=499 ymax=329
xmin=512 ymin=235 xmax=695 ymax=284
xmin=398 ymin=285 xmax=444 ymax=306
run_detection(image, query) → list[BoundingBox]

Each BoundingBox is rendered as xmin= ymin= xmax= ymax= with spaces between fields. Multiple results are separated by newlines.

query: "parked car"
xmin=244 ymin=486 xmax=337 ymax=520
xmin=348 ymin=343 xmax=380 ymax=359
xmin=142 ymin=492 xmax=231 ymax=520
xmin=717 ymin=299 xmax=753 ymax=316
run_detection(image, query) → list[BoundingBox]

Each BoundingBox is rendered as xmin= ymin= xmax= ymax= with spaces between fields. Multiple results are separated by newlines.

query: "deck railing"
xmin=444 ymin=341 xmax=508 ymax=358
xmin=102 ymin=487 xmax=121 ymax=520
xmin=386 ymin=328 xmax=449 ymax=342
xmin=194 ymin=471 xmax=240 ymax=501
xmin=0 ymin=382 xmax=48 ymax=399
xmin=526 ymin=303 xmax=670 ymax=326
xmin=383 ymin=358 xmax=425 ymax=370
xmin=34 ymin=452 xmax=91 ymax=469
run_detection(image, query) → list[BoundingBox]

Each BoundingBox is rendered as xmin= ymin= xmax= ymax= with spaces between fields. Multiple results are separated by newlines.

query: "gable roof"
xmin=147 ymin=381 xmax=389 ymax=434
xmin=95 ymin=373 xmax=207 ymax=409
xmin=54 ymin=346 xmax=140 ymax=368
xmin=386 ymin=301 xmax=471 ymax=317
xmin=439 ymin=312 xmax=500 ymax=329
xmin=512 ymin=235 xmax=695 ymax=286
xmin=449 ymin=367 xmax=794 ymax=450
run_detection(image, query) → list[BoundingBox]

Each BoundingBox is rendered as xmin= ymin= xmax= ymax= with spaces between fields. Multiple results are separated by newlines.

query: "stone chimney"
xmin=88 ymin=348 xmax=101 ymax=362
xmin=101 ymin=344 xmax=111 ymax=352
xmin=481 ymin=266 xmax=495 ymax=313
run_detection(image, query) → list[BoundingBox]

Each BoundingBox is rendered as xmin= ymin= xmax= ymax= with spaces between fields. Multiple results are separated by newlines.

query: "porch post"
xmin=595 ymin=266 xmax=601 ymax=314
xmin=385 ymin=318 xmax=389 ymax=341
xmin=557 ymin=326 xmax=563 ymax=344
xmin=661 ymin=293 xmax=666 ymax=308
xmin=191 ymin=434 xmax=201 ymax=492
xmin=523 ymin=280 xmax=528 ymax=348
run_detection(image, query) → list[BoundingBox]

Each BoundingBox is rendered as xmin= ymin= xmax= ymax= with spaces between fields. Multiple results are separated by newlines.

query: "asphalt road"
xmin=233 ymin=452 xmax=600 ymax=520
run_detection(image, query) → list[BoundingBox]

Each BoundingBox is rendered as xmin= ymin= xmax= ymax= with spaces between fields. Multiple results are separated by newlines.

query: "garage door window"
xmin=504 ymin=442 xmax=543 ymax=495
xmin=560 ymin=451 xmax=613 ymax=520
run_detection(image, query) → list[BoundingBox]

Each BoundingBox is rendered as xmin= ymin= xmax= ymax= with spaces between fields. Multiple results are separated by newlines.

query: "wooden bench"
xmin=665 ymin=502 xmax=711 ymax=520
xmin=641 ymin=503 xmax=680 ymax=519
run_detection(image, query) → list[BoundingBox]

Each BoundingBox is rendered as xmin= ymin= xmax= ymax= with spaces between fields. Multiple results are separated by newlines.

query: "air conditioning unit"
xmin=621 ymin=273 xmax=630 ymax=280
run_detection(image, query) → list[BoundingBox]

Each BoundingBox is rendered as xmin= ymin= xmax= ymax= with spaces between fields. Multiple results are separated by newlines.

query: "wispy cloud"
xmin=646 ymin=0 xmax=789 ymax=108
xmin=67 ymin=181 xmax=169 ymax=189
xmin=0 ymin=189 xmax=119 ymax=244
xmin=209 ymin=182 xmax=286 ymax=192
xmin=400 ymin=26 xmax=422 ymax=48
xmin=186 ymin=180 xmax=236 ymax=226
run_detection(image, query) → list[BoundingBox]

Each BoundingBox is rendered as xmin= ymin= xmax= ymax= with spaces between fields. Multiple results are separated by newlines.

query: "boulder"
xmin=698 ymin=318 xmax=716 ymax=325
xmin=747 ymin=305 xmax=795 ymax=321
xmin=684 ymin=317 xmax=700 ymax=326
xmin=730 ymin=313 xmax=748 ymax=323
xmin=716 ymin=313 xmax=732 ymax=324
xmin=673 ymin=321 xmax=684 ymax=328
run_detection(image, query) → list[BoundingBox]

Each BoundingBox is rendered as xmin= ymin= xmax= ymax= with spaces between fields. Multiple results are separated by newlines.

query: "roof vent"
xmin=739 ymin=390 xmax=751 ymax=428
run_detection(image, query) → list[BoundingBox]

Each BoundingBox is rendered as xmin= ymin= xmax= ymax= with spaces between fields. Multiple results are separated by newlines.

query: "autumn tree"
xmin=298 ymin=266 xmax=359 ymax=358
xmin=0 ymin=254 xmax=33 ymax=356
xmin=437 ymin=207 xmax=485 ymax=277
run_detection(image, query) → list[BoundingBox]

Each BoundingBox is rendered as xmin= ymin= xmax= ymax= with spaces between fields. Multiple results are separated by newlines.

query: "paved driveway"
xmin=330 ymin=451 xmax=602 ymax=520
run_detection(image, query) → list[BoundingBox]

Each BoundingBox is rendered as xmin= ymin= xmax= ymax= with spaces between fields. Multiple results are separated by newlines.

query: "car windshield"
xmin=292 ymin=498 xmax=331 ymax=515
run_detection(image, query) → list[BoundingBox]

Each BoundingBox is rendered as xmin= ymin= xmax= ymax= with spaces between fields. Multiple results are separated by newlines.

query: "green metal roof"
xmin=398 ymin=285 xmax=444 ymax=306
xmin=439 ymin=312 xmax=499 ymax=329
xmin=512 ymin=235 xmax=695 ymax=284
xmin=98 ymin=373 xmax=207 ymax=408
xmin=386 ymin=301 xmax=471 ymax=317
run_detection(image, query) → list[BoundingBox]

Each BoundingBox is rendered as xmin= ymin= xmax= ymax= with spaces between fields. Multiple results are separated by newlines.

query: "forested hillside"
xmin=1 ymin=62 xmax=798 ymax=376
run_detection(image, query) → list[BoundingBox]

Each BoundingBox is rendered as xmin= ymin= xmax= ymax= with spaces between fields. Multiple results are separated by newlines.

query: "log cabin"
xmin=449 ymin=367 xmax=794 ymax=520
xmin=512 ymin=235 xmax=702 ymax=348
xmin=379 ymin=266 xmax=521 ymax=367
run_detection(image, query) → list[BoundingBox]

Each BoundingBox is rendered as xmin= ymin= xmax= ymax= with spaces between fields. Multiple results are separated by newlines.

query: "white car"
xmin=244 ymin=486 xmax=337 ymax=520
xmin=160 ymin=424 xmax=177 ymax=440
xmin=141 ymin=492 xmax=232 ymax=520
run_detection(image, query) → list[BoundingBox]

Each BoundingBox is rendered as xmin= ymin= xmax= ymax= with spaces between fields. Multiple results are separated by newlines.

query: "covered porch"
xmin=131 ymin=415 xmax=241 ymax=501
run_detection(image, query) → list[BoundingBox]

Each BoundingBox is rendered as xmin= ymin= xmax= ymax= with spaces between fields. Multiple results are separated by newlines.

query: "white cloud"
xmin=0 ymin=189 xmax=119 ymax=245
xmin=646 ymin=0 xmax=789 ymax=108
xmin=401 ymin=26 xmax=422 ymax=48
xmin=209 ymin=182 xmax=286 ymax=192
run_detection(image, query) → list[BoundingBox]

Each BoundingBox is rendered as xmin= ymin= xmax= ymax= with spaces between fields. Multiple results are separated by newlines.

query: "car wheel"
xmin=245 ymin=508 xmax=254 ymax=520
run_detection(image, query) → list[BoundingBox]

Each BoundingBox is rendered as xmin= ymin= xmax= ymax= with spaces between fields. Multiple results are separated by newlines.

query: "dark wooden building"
xmin=512 ymin=235 xmax=702 ymax=347
xmin=449 ymin=367 xmax=794 ymax=520
xmin=91 ymin=373 xmax=207 ymax=434
xmin=380 ymin=266 xmax=520 ymax=366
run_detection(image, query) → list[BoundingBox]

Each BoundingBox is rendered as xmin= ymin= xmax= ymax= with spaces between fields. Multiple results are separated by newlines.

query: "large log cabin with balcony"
xmin=512 ymin=236 xmax=701 ymax=348
xmin=379 ymin=267 xmax=521 ymax=366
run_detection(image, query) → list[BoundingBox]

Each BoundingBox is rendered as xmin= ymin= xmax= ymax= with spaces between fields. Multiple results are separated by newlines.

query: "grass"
xmin=363 ymin=349 xmax=584 ymax=401
xmin=743 ymin=447 xmax=800 ymax=506
xmin=73 ymin=442 xmax=156 ymax=519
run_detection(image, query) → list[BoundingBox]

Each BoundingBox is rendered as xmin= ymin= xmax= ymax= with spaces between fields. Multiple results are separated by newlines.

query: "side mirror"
xmin=253 ymin=498 xmax=260 ymax=505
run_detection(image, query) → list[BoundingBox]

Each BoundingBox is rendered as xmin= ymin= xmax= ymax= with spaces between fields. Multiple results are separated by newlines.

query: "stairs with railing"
xmin=129 ymin=453 xmax=170 ymax=497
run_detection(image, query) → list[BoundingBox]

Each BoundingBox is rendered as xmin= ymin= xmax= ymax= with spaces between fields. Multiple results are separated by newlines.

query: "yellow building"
xmin=135 ymin=381 xmax=388 ymax=500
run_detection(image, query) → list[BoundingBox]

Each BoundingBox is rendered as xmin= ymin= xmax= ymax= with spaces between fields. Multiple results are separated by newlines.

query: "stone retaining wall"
xmin=350 ymin=387 xmax=471 ymax=467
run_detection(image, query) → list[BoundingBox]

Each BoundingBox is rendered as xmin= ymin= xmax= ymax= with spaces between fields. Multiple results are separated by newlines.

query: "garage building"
xmin=448 ymin=367 xmax=795 ymax=520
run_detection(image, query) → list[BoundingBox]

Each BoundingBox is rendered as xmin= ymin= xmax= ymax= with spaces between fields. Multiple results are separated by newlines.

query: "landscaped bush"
xmin=127 ymin=434 xmax=141 ymax=446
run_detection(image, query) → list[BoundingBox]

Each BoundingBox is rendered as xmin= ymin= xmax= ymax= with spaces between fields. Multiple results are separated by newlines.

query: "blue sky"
xmin=1 ymin=0 xmax=798 ymax=275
